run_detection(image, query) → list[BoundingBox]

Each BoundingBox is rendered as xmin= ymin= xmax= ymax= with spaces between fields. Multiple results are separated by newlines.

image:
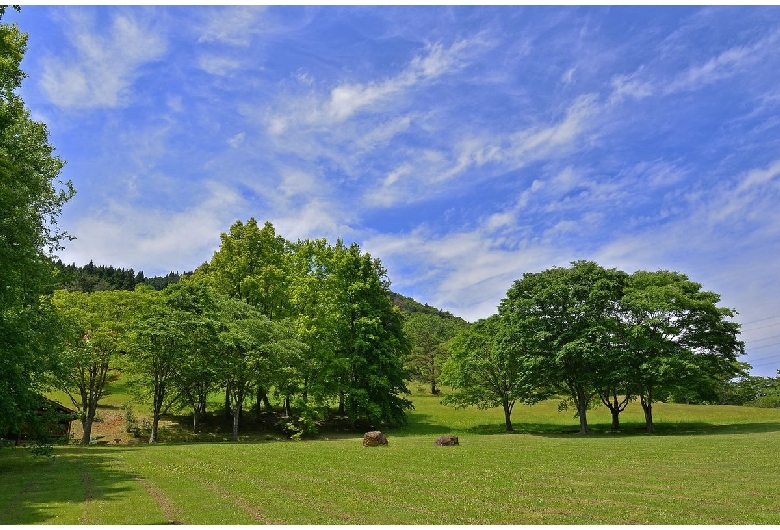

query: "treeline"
xmin=719 ymin=372 xmax=780 ymax=407
xmin=53 ymin=219 xmax=411 ymax=444
xmin=54 ymin=260 xmax=188 ymax=292
xmin=441 ymin=261 xmax=746 ymax=434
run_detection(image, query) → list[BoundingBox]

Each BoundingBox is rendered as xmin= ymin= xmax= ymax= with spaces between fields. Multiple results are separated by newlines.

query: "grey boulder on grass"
xmin=363 ymin=431 xmax=388 ymax=446
xmin=434 ymin=435 xmax=459 ymax=446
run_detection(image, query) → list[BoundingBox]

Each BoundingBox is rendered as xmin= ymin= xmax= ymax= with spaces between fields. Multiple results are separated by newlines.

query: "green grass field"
xmin=2 ymin=390 xmax=780 ymax=524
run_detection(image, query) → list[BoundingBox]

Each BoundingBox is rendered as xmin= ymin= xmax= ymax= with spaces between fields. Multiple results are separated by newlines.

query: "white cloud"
xmin=266 ymin=39 xmax=475 ymax=134
xmin=273 ymin=198 xmax=357 ymax=245
xmin=41 ymin=11 xmax=166 ymax=109
xmin=353 ymin=115 xmax=413 ymax=152
xmin=227 ymin=132 xmax=246 ymax=148
xmin=363 ymin=222 xmax=571 ymax=322
xmin=736 ymin=159 xmax=780 ymax=193
xmin=506 ymin=94 xmax=599 ymax=162
xmin=198 ymin=53 xmax=242 ymax=76
xmin=665 ymin=42 xmax=757 ymax=94
xmin=59 ymin=181 xmax=243 ymax=274
xmin=428 ymin=95 xmax=601 ymax=186
xmin=166 ymin=95 xmax=183 ymax=113
xmin=197 ymin=6 xmax=265 ymax=46
xmin=609 ymin=69 xmax=653 ymax=102
xmin=278 ymin=168 xmax=319 ymax=198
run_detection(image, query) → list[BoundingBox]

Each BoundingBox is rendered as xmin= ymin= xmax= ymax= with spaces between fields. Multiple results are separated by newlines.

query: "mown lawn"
xmin=2 ymin=391 xmax=780 ymax=524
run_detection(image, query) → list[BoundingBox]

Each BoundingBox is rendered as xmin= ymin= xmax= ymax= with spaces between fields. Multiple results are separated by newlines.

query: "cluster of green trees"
xmin=442 ymin=261 xmax=745 ymax=434
xmin=717 ymin=370 xmax=780 ymax=407
xmin=53 ymin=260 xmax=187 ymax=293
xmin=53 ymin=219 xmax=412 ymax=444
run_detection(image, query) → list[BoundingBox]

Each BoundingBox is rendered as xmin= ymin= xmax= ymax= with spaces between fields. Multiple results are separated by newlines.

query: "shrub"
xmin=750 ymin=395 xmax=780 ymax=408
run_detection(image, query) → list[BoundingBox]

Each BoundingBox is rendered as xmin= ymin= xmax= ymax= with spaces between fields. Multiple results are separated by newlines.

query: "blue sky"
xmin=8 ymin=6 xmax=780 ymax=375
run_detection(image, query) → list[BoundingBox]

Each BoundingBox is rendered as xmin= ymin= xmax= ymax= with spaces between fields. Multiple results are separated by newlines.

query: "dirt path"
xmin=199 ymin=479 xmax=276 ymax=524
xmin=78 ymin=466 xmax=93 ymax=524
xmin=135 ymin=476 xmax=184 ymax=524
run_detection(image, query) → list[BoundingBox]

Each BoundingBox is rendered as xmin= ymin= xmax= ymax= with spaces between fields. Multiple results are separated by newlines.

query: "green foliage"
xmin=25 ymin=440 xmax=54 ymax=458
xmin=718 ymin=370 xmax=780 ymax=408
xmin=124 ymin=287 xmax=191 ymax=442
xmin=485 ymin=261 xmax=745 ymax=434
xmin=620 ymin=269 xmax=745 ymax=431
xmin=328 ymin=240 xmax=412 ymax=426
xmin=199 ymin=221 xmax=413 ymax=429
xmin=205 ymin=218 xmax=290 ymax=318
xmin=122 ymin=403 xmax=141 ymax=438
xmin=51 ymin=289 xmax=133 ymax=444
xmin=390 ymin=291 xmax=463 ymax=320
xmin=442 ymin=315 xmax=541 ymax=431
xmin=403 ymin=312 xmax=466 ymax=395
xmin=53 ymin=260 xmax=187 ymax=292
xmin=0 ymin=9 xmax=74 ymax=434
xmin=499 ymin=261 xmax=628 ymax=434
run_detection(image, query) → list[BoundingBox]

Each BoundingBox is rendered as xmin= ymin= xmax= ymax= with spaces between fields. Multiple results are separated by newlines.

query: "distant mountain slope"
xmin=389 ymin=292 xmax=467 ymax=323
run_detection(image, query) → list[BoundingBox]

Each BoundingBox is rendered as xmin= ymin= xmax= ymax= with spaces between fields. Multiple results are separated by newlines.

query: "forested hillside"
xmin=53 ymin=260 xmax=189 ymax=292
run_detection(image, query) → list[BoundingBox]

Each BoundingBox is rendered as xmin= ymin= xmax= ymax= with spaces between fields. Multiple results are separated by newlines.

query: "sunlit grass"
xmin=4 ymin=387 xmax=780 ymax=524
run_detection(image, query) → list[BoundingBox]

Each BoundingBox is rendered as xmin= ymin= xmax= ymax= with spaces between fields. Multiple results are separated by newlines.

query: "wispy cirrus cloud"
xmin=196 ymin=6 xmax=267 ymax=46
xmin=40 ymin=10 xmax=166 ymax=109
xmin=266 ymin=39 xmax=475 ymax=134
xmin=664 ymin=32 xmax=780 ymax=94
xmin=198 ymin=53 xmax=242 ymax=76
xmin=608 ymin=28 xmax=780 ymax=103
xmin=364 ymin=93 xmax=603 ymax=208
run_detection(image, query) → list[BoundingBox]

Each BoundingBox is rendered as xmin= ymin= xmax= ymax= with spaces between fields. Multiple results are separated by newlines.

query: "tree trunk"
xmin=149 ymin=379 xmax=166 ymax=443
xmin=642 ymin=400 xmax=654 ymax=433
xmin=431 ymin=380 xmax=438 ymax=395
xmin=337 ymin=391 xmax=345 ymax=415
xmin=610 ymin=408 xmax=620 ymax=431
xmin=256 ymin=386 xmax=273 ymax=418
xmin=224 ymin=383 xmax=232 ymax=418
xmin=641 ymin=387 xmax=654 ymax=433
xmin=232 ymin=406 xmax=240 ymax=442
xmin=193 ymin=407 xmax=200 ymax=434
xmin=81 ymin=415 xmax=93 ymax=445
xmin=284 ymin=396 xmax=291 ymax=418
xmin=576 ymin=385 xmax=591 ymax=434
xmin=231 ymin=387 xmax=244 ymax=441
xmin=149 ymin=412 xmax=159 ymax=443
xmin=503 ymin=400 xmax=513 ymax=432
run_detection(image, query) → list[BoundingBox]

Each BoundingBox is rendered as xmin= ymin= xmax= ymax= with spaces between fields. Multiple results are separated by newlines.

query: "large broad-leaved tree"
xmin=442 ymin=315 xmax=541 ymax=432
xmin=0 ymin=8 xmax=74 ymax=435
xmin=621 ymin=270 xmax=744 ymax=432
xmin=52 ymin=290 xmax=135 ymax=444
xmin=328 ymin=241 xmax=412 ymax=427
xmin=499 ymin=261 xmax=628 ymax=434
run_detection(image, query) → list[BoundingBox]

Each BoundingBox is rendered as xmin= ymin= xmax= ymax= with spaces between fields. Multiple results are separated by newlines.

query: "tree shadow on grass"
xmin=389 ymin=412 xmax=454 ymax=437
xmin=461 ymin=420 xmax=780 ymax=437
xmin=0 ymin=447 xmax=149 ymax=524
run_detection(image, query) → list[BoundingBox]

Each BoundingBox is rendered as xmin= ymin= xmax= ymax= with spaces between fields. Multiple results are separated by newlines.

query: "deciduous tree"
xmin=499 ymin=261 xmax=627 ymax=434
xmin=442 ymin=315 xmax=539 ymax=432
xmin=328 ymin=241 xmax=412 ymax=427
xmin=0 ymin=8 xmax=74 ymax=434
xmin=621 ymin=270 xmax=744 ymax=432
xmin=52 ymin=290 xmax=134 ymax=444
